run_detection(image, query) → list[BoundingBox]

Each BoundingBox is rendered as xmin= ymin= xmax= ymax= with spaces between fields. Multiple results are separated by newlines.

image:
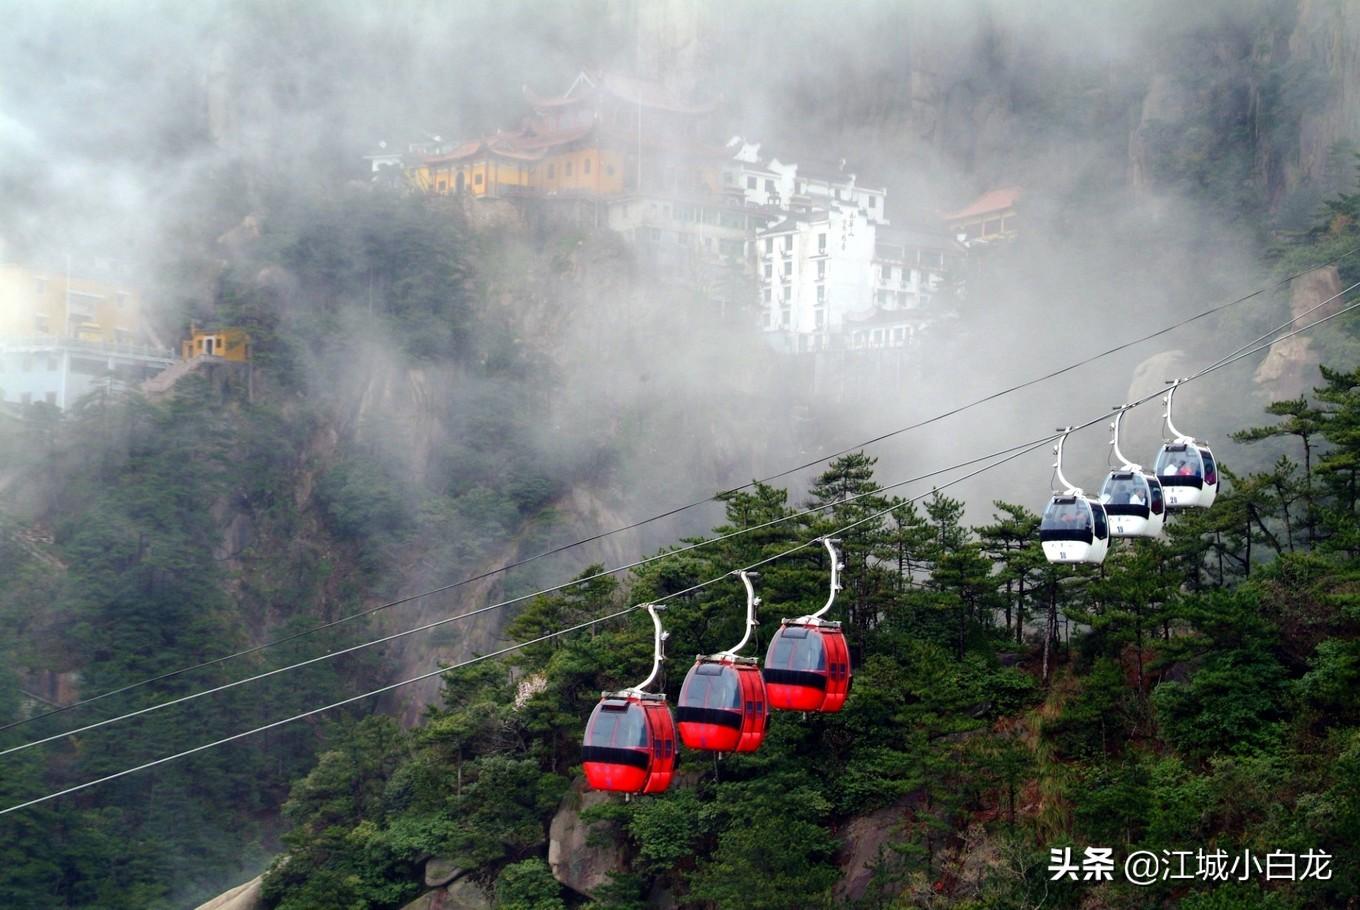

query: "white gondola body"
xmin=1040 ymin=497 xmax=1110 ymax=565
xmin=1154 ymin=443 xmax=1218 ymax=510
xmin=1099 ymin=471 xmax=1166 ymax=539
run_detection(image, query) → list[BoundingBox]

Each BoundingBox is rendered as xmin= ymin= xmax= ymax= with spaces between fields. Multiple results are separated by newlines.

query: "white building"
xmin=0 ymin=259 xmax=176 ymax=411
xmin=606 ymin=192 xmax=773 ymax=267
xmin=757 ymin=201 xmax=879 ymax=352
xmin=0 ymin=337 xmax=175 ymax=410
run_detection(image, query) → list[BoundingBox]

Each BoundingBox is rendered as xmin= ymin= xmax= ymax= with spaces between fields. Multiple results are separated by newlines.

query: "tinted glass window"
xmin=1155 ymin=446 xmax=1201 ymax=479
xmin=1041 ymin=500 xmax=1091 ymax=533
xmin=680 ymin=664 xmax=742 ymax=709
xmin=586 ymin=702 xmax=649 ymax=748
xmin=1201 ymin=449 xmax=1217 ymax=485
xmin=1149 ymin=481 xmax=1164 ymax=514
xmin=1091 ymin=504 xmax=1108 ymax=539
xmin=1100 ymin=474 xmax=1149 ymax=506
xmin=769 ymin=628 xmax=827 ymax=671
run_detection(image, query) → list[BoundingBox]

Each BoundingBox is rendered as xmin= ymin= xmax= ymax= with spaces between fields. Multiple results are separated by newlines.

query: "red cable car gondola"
xmin=764 ymin=538 xmax=852 ymax=713
xmin=582 ymin=604 xmax=677 ymax=795
xmin=676 ymin=570 xmax=770 ymax=753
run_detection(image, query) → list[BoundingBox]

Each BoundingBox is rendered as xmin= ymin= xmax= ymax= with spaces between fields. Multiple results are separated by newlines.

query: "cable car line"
xmin=9 ymin=289 xmax=1360 ymax=760
xmin=10 ymin=281 xmax=1358 ymax=811
xmin=0 ymin=607 xmax=641 ymax=818
xmin=1202 ymin=278 xmax=1360 ymax=374
xmin=0 ymin=435 xmax=1060 ymax=815
xmin=0 ymin=433 xmax=1056 ymax=757
xmin=7 ymin=251 xmax=1353 ymax=736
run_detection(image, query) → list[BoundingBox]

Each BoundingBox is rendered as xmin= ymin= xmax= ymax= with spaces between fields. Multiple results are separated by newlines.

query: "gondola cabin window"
xmin=768 ymin=625 xmax=826 ymax=672
xmin=681 ymin=663 xmax=742 ymax=709
xmin=586 ymin=700 xmax=649 ymax=749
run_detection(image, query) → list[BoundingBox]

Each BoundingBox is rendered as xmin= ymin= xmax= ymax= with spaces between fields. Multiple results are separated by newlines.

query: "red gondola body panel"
xmin=582 ymin=695 xmax=677 ymax=794
xmin=763 ymin=621 xmax=853 ymax=713
xmin=676 ymin=658 xmax=769 ymax=753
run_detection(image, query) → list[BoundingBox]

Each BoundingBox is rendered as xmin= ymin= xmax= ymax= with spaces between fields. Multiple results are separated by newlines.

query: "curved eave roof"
xmin=943 ymin=187 xmax=1022 ymax=221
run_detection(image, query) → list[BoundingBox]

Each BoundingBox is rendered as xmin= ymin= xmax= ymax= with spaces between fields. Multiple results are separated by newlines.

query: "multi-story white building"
xmin=0 ymin=260 xmax=175 ymax=410
xmin=757 ymin=200 xmax=880 ymax=352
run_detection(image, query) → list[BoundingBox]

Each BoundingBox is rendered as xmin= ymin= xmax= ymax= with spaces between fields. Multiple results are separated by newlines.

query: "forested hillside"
xmin=4 ymin=2 xmax=1360 ymax=909
xmin=252 ymin=191 xmax=1360 ymax=909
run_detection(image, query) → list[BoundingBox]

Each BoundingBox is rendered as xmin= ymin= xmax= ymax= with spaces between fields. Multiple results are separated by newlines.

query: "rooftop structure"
xmin=943 ymin=187 xmax=1021 ymax=247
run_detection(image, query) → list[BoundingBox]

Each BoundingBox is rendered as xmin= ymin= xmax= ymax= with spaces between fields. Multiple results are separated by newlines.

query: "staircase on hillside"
xmin=140 ymin=353 xmax=223 ymax=394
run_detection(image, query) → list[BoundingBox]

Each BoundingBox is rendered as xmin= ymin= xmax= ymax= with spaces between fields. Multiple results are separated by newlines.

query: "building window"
xmin=436 ymin=180 xmax=447 ymax=191
xmin=818 ymin=233 xmax=827 ymax=254
xmin=784 ymin=235 xmax=793 ymax=252
xmin=764 ymin=179 xmax=775 ymax=194
xmin=45 ymin=391 xmax=57 ymax=405
xmin=584 ymin=158 xmax=591 ymax=174
xmin=817 ymin=260 xmax=826 ymax=280
xmin=765 ymin=238 xmax=773 ymax=254
xmin=764 ymin=263 xmax=772 ymax=279
xmin=565 ymin=161 xmax=573 ymax=176
xmin=983 ymin=217 xmax=1001 ymax=235
xmin=747 ymin=176 xmax=756 ymax=190
xmin=764 ymin=288 xmax=772 ymax=303
xmin=816 ymin=285 xmax=826 ymax=304
xmin=814 ymin=308 xmax=825 ymax=328
xmin=868 ymin=196 xmax=877 ymax=208
xmin=893 ymin=327 xmax=907 ymax=344
xmin=474 ymin=173 xmax=483 ymax=185
xmin=1000 ymin=216 xmax=1012 ymax=233
xmin=783 ymin=260 xmax=793 ymax=277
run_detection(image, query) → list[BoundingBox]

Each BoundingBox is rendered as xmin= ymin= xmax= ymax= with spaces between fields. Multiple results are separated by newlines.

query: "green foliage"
xmin=495 ymin=859 xmax=565 ymax=910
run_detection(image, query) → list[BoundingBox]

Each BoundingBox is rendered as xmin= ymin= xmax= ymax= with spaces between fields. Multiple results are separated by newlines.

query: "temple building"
xmin=381 ymin=70 xmax=967 ymax=356
xmin=943 ymin=187 xmax=1021 ymax=247
xmin=409 ymin=71 xmax=722 ymax=199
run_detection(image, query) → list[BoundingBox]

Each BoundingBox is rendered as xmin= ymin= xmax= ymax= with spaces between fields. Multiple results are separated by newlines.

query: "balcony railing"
xmin=0 ymin=334 xmax=175 ymax=361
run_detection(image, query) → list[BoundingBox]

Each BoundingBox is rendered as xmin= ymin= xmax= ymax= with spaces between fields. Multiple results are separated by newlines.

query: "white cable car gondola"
xmin=1040 ymin=427 xmax=1111 ymax=565
xmin=1098 ymin=404 xmax=1166 ymax=539
xmin=1153 ymin=379 xmax=1218 ymax=510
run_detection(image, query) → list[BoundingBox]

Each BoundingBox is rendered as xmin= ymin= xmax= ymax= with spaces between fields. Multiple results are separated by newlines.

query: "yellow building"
xmin=943 ymin=187 xmax=1021 ymax=246
xmin=0 ymin=260 xmax=148 ymax=344
xmin=409 ymin=70 xmax=717 ymax=200
xmin=182 ymin=327 xmax=251 ymax=362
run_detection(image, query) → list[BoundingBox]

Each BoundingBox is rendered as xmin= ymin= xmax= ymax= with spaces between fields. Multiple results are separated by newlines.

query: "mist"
xmin=1 ymin=0 xmax=1352 ymax=905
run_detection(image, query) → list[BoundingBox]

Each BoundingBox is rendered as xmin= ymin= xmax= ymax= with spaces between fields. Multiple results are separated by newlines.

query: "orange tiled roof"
xmin=943 ymin=187 xmax=1022 ymax=221
xmin=422 ymin=124 xmax=597 ymax=164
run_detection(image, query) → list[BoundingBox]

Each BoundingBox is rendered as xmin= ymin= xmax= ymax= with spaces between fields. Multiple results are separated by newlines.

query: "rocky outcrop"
xmin=547 ymin=778 xmax=628 ymax=899
xmin=836 ymin=798 xmax=912 ymax=903
xmin=193 ymin=875 xmax=263 ymax=910
xmin=424 ymin=857 xmax=463 ymax=888
xmin=1254 ymin=265 xmax=1343 ymax=401
xmin=399 ymin=877 xmax=492 ymax=910
xmin=1123 ymin=349 xmax=1193 ymax=452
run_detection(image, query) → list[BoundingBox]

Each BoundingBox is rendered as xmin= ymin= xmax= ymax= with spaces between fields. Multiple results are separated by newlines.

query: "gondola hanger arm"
xmin=716 ymin=570 xmax=759 ymax=659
